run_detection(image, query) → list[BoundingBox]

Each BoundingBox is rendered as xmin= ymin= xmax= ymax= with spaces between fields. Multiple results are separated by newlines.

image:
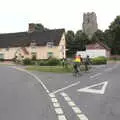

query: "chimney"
xmin=28 ymin=23 xmax=36 ymax=33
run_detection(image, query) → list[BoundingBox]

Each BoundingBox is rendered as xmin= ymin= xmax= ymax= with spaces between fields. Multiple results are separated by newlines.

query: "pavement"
xmin=0 ymin=63 xmax=120 ymax=120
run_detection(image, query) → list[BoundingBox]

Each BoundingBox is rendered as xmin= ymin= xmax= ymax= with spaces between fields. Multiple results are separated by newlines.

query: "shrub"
xmin=23 ymin=58 xmax=32 ymax=65
xmin=37 ymin=58 xmax=60 ymax=66
xmin=47 ymin=58 xmax=61 ymax=66
xmin=0 ymin=58 xmax=4 ymax=61
xmin=91 ymin=56 xmax=107 ymax=65
xmin=32 ymin=55 xmax=36 ymax=61
xmin=37 ymin=60 xmax=48 ymax=66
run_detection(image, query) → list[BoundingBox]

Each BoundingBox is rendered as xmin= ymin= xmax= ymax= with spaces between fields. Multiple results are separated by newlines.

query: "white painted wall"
xmin=77 ymin=49 xmax=107 ymax=58
xmin=86 ymin=49 xmax=106 ymax=58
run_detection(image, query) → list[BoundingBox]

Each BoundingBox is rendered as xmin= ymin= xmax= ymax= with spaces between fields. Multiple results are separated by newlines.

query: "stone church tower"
xmin=82 ymin=12 xmax=98 ymax=39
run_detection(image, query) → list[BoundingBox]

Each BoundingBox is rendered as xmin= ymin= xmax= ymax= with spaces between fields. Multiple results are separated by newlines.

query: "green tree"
xmin=65 ymin=30 xmax=75 ymax=57
xmin=74 ymin=30 xmax=88 ymax=51
xmin=108 ymin=16 xmax=120 ymax=54
xmin=35 ymin=24 xmax=49 ymax=32
xmin=91 ymin=29 xmax=105 ymax=43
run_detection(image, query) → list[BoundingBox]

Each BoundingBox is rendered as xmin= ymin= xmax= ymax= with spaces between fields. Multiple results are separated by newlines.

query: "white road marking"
xmin=104 ymin=68 xmax=112 ymax=72
xmin=51 ymin=81 xmax=80 ymax=94
xmin=11 ymin=66 xmax=50 ymax=93
xmin=90 ymin=73 xmax=102 ymax=79
xmin=78 ymin=81 xmax=108 ymax=94
xmin=64 ymin=96 xmax=71 ymax=101
xmin=11 ymin=66 xmax=67 ymax=120
xmin=60 ymin=92 xmax=67 ymax=97
xmin=60 ymin=92 xmax=88 ymax=120
xmin=68 ymin=101 xmax=76 ymax=106
xmin=77 ymin=114 xmax=88 ymax=120
xmin=55 ymin=108 xmax=64 ymax=114
xmin=51 ymin=98 xmax=58 ymax=103
xmin=53 ymin=103 xmax=60 ymax=107
xmin=49 ymin=93 xmax=67 ymax=120
xmin=58 ymin=115 xmax=67 ymax=120
xmin=49 ymin=93 xmax=55 ymax=98
xmin=72 ymin=107 xmax=82 ymax=114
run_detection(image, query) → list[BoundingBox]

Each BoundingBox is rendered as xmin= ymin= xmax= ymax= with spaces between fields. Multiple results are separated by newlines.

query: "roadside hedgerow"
xmin=91 ymin=56 xmax=107 ymax=65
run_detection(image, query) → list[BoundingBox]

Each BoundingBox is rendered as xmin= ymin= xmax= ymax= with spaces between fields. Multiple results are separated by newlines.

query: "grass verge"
xmin=26 ymin=65 xmax=73 ymax=73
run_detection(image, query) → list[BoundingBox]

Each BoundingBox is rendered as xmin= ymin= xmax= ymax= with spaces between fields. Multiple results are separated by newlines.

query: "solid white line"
xmin=77 ymin=81 xmax=108 ymax=94
xmin=90 ymin=73 xmax=102 ymax=79
xmin=51 ymin=81 xmax=80 ymax=94
xmin=10 ymin=66 xmax=50 ymax=93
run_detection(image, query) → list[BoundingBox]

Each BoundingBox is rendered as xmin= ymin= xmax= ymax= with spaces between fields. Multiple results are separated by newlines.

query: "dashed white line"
xmin=60 ymin=92 xmax=88 ymax=120
xmin=58 ymin=115 xmax=67 ymax=120
xmin=10 ymin=67 xmax=67 ymax=120
xmin=49 ymin=93 xmax=67 ymax=120
xmin=72 ymin=107 xmax=82 ymax=114
xmin=51 ymin=98 xmax=58 ymax=103
xmin=104 ymin=68 xmax=112 ymax=72
xmin=53 ymin=102 xmax=60 ymax=107
xmin=68 ymin=101 xmax=76 ymax=106
xmin=55 ymin=108 xmax=64 ymax=114
xmin=90 ymin=73 xmax=102 ymax=79
xmin=64 ymin=96 xmax=71 ymax=101
xmin=77 ymin=114 xmax=88 ymax=120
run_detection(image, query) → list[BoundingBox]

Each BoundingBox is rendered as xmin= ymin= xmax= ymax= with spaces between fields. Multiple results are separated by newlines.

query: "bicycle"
xmin=72 ymin=62 xmax=82 ymax=77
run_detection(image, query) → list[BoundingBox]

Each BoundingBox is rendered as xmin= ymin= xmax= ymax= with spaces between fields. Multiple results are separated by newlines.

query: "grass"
xmin=26 ymin=65 xmax=73 ymax=73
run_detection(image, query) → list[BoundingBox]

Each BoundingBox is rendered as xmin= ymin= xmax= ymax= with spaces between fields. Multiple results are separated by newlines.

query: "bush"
xmin=37 ymin=60 xmax=48 ymax=66
xmin=0 ymin=58 xmax=4 ymax=61
xmin=37 ymin=58 xmax=60 ymax=66
xmin=32 ymin=55 xmax=36 ymax=61
xmin=91 ymin=56 xmax=107 ymax=65
xmin=47 ymin=58 xmax=61 ymax=66
xmin=23 ymin=58 xmax=32 ymax=65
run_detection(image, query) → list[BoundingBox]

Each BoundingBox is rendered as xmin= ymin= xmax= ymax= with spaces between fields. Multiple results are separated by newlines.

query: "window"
xmin=47 ymin=42 xmax=54 ymax=48
xmin=5 ymin=48 xmax=9 ymax=51
xmin=31 ymin=52 xmax=37 ymax=60
xmin=0 ymin=53 xmax=4 ymax=59
xmin=47 ymin=52 xmax=53 ymax=58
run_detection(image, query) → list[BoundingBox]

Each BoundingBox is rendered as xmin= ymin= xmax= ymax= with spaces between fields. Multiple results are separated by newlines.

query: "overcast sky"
xmin=0 ymin=0 xmax=120 ymax=33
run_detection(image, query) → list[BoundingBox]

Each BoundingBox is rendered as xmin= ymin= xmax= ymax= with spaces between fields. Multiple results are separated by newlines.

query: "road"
xmin=0 ymin=63 xmax=120 ymax=120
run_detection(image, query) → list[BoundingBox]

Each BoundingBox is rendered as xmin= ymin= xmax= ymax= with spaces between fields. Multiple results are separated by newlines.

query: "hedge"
xmin=91 ymin=56 xmax=107 ymax=65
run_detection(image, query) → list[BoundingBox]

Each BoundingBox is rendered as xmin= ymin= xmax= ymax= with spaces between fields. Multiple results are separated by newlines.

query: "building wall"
xmin=77 ymin=49 xmax=109 ymax=58
xmin=35 ymin=33 xmax=66 ymax=59
xmin=86 ymin=49 xmax=106 ymax=58
xmin=0 ymin=33 xmax=66 ymax=60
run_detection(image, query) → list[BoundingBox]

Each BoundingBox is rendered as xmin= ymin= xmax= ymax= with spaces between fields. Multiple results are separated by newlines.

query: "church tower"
xmin=82 ymin=12 xmax=98 ymax=39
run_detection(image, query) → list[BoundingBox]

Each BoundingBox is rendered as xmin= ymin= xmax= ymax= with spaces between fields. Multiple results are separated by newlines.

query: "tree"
xmin=74 ymin=30 xmax=88 ymax=51
xmin=108 ymin=16 xmax=120 ymax=54
xmin=91 ymin=29 xmax=105 ymax=43
xmin=35 ymin=23 xmax=49 ymax=32
xmin=65 ymin=30 xmax=75 ymax=57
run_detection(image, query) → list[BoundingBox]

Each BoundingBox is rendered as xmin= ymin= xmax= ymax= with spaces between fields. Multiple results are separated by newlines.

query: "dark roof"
xmin=0 ymin=29 xmax=65 ymax=48
xmin=86 ymin=41 xmax=111 ymax=51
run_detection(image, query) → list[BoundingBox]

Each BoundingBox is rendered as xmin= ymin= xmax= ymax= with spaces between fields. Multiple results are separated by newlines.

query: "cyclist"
xmin=73 ymin=54 xmax=82 ymax=76
xmin=84 ymin=55 xmax=91 ymax=71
